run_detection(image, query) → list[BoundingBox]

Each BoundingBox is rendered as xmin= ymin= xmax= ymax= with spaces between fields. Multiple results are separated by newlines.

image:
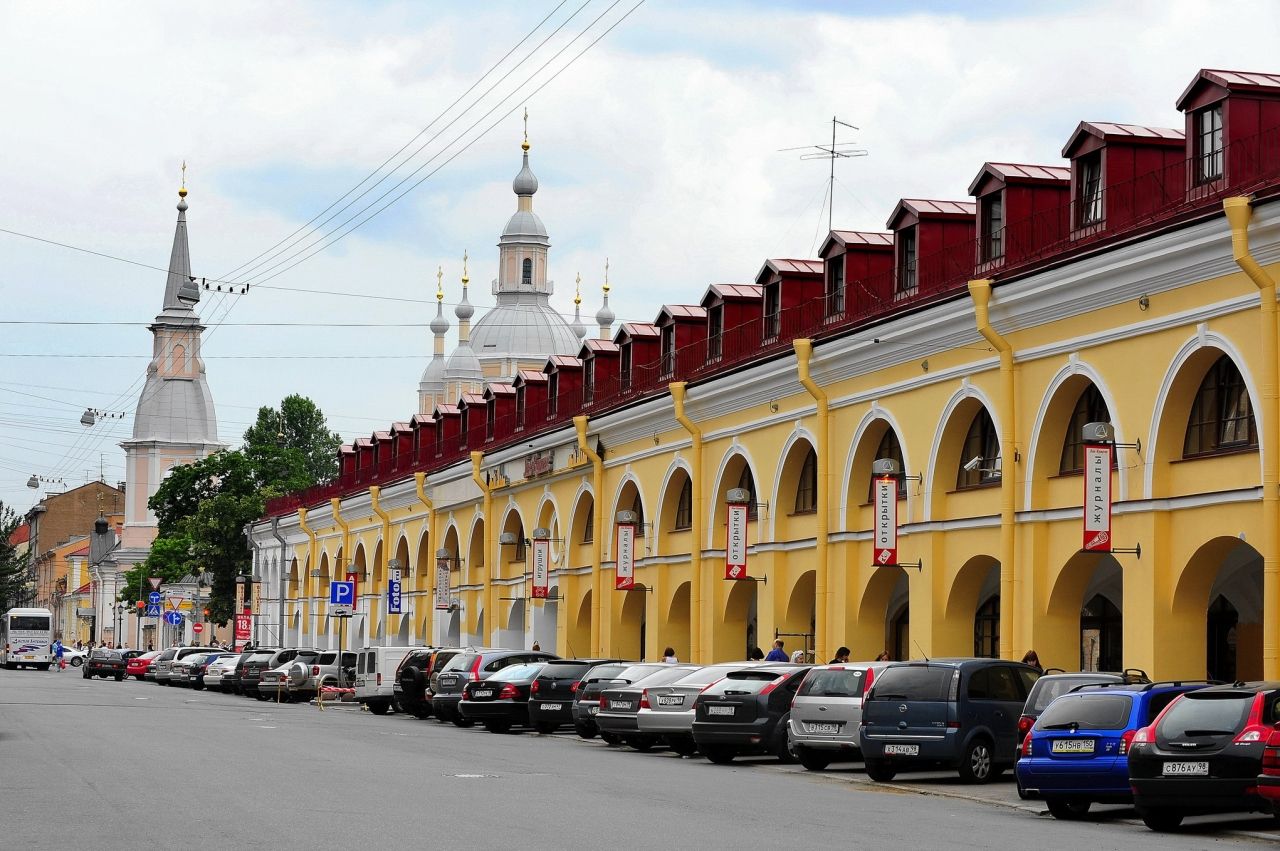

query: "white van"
xmin=354 ymin=646 xmax=423 ymax=714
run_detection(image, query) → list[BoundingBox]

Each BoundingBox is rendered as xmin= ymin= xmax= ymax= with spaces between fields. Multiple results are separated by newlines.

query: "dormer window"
xmin=660 ymin=325 xmax=675 ymax=378
xmin=459 ymin=409 xmax=469 ymax=448
xmin=1077 ymin=153 xmax=1103 ymax=227
xmin=763 ymin=282 xmax=781 ymax=338
xmin=980 ymin=192 xmax=1004 ymax=262
xmin=434 ymin=421 xmax=444 ymax=456
xmin=620 ymin=342 xmax=633 ymax=393
xmin=707 ymin=305 xmax=723 ymax=361
xmin=825 ymin=257 xmax=844 ymax=317
xmin=897 ymin=227 xmax=917 ymax=293
xmin=548 ymin=372 xmax=560 ymax=417
xmin=486 ymin=401 xmax=496 ymax=441
xmin=515 ymin=386 xmax=526 ymax=430
xmin=583 ymin=360 xmax=595 ymax=405
xmin=1195 ymin=105 xmax=1224 ymax=183
xmin=521 ymin=257 xmax=533 ymax=286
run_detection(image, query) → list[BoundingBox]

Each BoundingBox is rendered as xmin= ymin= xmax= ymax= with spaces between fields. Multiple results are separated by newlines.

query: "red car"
xmin=126 ymin=650 xmax=161 ymax=680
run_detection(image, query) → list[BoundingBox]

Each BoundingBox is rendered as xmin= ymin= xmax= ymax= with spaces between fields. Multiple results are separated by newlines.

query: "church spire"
xmin=595 ymin=258 xmax=615 ymax=339
xmin=430 ymin=265 xmax=449 ymax=356
xmin=571 ymin=273 xmax=587 ymax=341
xmin=455 ymin=250 xmax=474 ymax=344
xmin=160 ymin=167 xmax=199 ymax=316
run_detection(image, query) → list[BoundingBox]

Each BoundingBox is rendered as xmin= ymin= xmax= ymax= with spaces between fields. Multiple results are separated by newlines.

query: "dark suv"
xmin=395 ymin=647 xmax=459 ymax=719
xmin=1128 ymin=681 xmax=1280 ymax=831
xmin=239 ymin=648 xmax=308 ymax=698
xmin=860 ymin=659 xmax=1042 ymax=783
xmin=528 ymin=659 xmax=624 ymax=734
xmin=431 ymin=649 xmax=558 ymax=726
xmin=691 ymin=664 xmax=811 ymax=764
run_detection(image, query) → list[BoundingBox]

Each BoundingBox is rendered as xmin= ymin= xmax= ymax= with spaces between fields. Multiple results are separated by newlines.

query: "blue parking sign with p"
xmin=388 ymin=580 xmax=402 ymax=614
xmin=330 ymin=580 xmax=355 ymax=606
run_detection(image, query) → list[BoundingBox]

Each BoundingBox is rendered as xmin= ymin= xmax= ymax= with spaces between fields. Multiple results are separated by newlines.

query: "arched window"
xmin=867 ymin=428 xmax=907 ymax=501
xmin=1060 ymin=385 xmax=1111 ymax=474
xmin=522 ymin=257 xmax=533 ymax=286
xmin=1184 ymin=355 xmax=1257 ymax=456
xmin=580 ymin=503 xmax=594 ymax=544
xmin=632 ymin=492 xmax=646 ymax=537
xmin=737 ymin=464 xmax=758 ymax=520
xmin=957 ymin=409 xmax=1000 ymax=489
xmin=974 ymin=596 xmax=999 ymax=658
xmin=673 ymin=476 xmax=692 ymax=531
xmin=793 ymin=447 xmax=817 ymax=514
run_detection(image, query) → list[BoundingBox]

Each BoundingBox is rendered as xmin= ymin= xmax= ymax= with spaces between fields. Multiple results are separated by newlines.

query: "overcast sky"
xmin=3 ymin=0 xmax=1279 ymax=515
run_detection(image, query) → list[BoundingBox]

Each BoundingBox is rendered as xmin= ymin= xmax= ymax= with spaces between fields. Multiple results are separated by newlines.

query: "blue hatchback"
xmin=1015 ymin=680 xmax=1215 ymax=819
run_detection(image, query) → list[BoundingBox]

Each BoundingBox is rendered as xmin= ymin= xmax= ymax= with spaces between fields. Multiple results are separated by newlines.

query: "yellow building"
xmin=251 ymin=68 xmax=1280 ymax=681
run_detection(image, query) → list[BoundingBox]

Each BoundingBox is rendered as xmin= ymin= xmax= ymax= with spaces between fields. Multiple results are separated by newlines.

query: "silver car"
xmin=154 ymin=646 xmax=216 ymax=685
xmin=636 ymin=662 xmax=766 ymax=755
xmin=787 ymin=662 xmax=893 ymax=770
xmin=257 ymin=650 xmax=321 ymax=701
xmin=203 ymin=654 xmax=241 ymax=690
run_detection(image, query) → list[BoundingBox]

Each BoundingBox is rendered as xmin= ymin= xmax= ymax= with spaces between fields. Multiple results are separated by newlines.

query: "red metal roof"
xmin=582 ymin=339 xmax=620 ymax=355
xmin=514 ymin=369 xmax=547 ymax=384
xmin=659 ymin=304 xmax=708 ymax=321
xmin=1062 ymin=121 xmax=1184 ymax=157
xmin=617 ymin=322 xmax=659 ymax=340
xmin=887 ymin=198 xmax=976 ymax=229
xmin=829 ymin=230 xmax=894 ymax=247
xmin=769 ymin=258 xmax=825 ymax=275
xmin=1177 ymin=69 xmax=1280 ymax=109
xmin=484 ymin=383 xmax=515 ymax=396
xmin=434 ymin=404 xmax=460 ymax=416
xmin=391 ymin=421 xmax=412 ymax=434
xmin=459 ymin=393 xmax=487 ymax=407
xmin=69 ymin=545 xmax=89 ymax=558
xmin=372 ymin=430 xmax=392 ymax=441
xmin=340 ymin=444 xmax=354 ymax=453
xmin=8 ymin=523 xmax=29 ymax=546
xmin=707 ymin=284 xmax=763 ymax=300
xmin=410 ymin=414 xmax=434 ymax=427
xmin=74 ymin=581 xmax=92 ymax=595
xmin=354 ymin=437 xmax=373 ymax=448
xmin=547 ymin=355 xmax=583 ymax=368
xmin=967 ymin=162 xmax=1071 ymax=195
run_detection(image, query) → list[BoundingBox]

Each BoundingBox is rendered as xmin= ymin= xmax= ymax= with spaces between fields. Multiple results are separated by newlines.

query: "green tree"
xmin=119 ymin=533 xmax=196 ymax=605
xmin=0 ymin=501 xmax=29 ymax=612
xmin=243 ymin=394 xmax=341 ymax=493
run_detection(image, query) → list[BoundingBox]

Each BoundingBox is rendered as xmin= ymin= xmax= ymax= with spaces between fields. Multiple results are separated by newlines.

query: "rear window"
xmin=703 ymin=670 xmax=781 ymax=697
xmin=1158 ymin=693 xmax=1254 ymax=738
xmin=248 ymin=652 xmax=275 ymax=663
xmin=490 ymin=663 xmax=545 ymax=682
xmin=611 ymin=664 xmax=664 ymax=683
xmin=584 ymin=663 xmax=629 ymax=682
xmin=1027 ymin=675 xmax=1118 ymax=713
xmin=1036 ymin=694 xmax=1132 ymax=731
xmin=672 ymin=666 xmax=743 ymax=688
xmin=443 ymin=653 xmax=476 ymax=672
xmin=539 ymin=662 xmax=591 ymax=678
xmin=870 ymin=666 xmax=953 ymax=701
xmin=798 ymin=668 xmax=865 ymax=698
xmin=633 ymin=667 xmax=699 ymax=688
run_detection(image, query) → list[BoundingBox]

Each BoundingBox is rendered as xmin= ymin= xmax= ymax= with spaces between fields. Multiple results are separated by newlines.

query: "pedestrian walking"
xmin=764 ymin=639 xmax=788 ymax=662
xmin=1020 ymin=650 xmax=1043 ymax=673
xmin=829 ymin=646 xmax=850 ymax=663
xmin=52 ymin=638 xmax=65 ymax=671
xmin=661 ymin=646 xmax=679 ymax=663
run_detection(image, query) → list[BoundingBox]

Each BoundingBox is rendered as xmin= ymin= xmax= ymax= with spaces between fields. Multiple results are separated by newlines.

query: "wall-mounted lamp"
xmin=1138 ymin=294 xmax=1150 ymax=311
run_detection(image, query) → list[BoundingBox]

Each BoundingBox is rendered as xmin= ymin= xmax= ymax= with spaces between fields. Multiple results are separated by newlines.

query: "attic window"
xmin=660 ymin=325 xmax=675 ymax=378
xmin=763 ymin=283 xmax=781 ymax=339
xmin=980 ymin=192 xmax=1004 ymax=262
xmin=548 ymin=372 xmax=560 ymax=418
xmin=620 ymin=342 xmax=633 ymax=393
xmin=1195 ymin=105 xmax=1224 ymax=183
xmin=522 ymin=257 xmax=533 ymax=286
xmin=1077 ymin=153 xmax=1103 ymax=227
xmin=515 ymin=386 xmax=526 ymax=430
xmin=896 ymin=227 xmax=917 ymax=293
xmin=707 ymin=305 xmax=723 ymax=361
xmin=583 ymin=359 xmax=596 ymax=405
xmin=825 ymin=257 xmax=845 ymax=317
xmin=486 ymin=400 xmax=496 ymax=441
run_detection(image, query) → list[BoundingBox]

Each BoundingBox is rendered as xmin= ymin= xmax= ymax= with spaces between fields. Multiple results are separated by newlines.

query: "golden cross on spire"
xmin=179 ymin=160 xmax=188 ymax=198
xmin=603 ymin=257 xmax=611 ymax=294
xmin=522 ymin=107 xmax=530 ymax=152
xmin=436 ymin=265 xmax=444 ymax=301
xmin=461 ymin=250 xmax=470 ymax=286
xmin=574 ymin=272 xmax=582 ymax=305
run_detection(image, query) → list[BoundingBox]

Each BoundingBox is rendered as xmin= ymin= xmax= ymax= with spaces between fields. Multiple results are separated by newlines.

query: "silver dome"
xmin=131 ymin=372 xmax=220 ymax=443
xmin=500 ymin=210 xmax=549 ymax=245
xmin=513 ymin=151 xmax=538 ymax=196
xmin=444 ymin=343 xmax=484 ymax=383
xmin=470 ymin=295 xmax=582 ymax=362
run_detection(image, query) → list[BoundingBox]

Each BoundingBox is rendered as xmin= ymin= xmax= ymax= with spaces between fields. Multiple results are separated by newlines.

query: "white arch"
xmin=532 ymin=491 xmax=563 ymax=565
xmin=707 ymin=444 xmax=762 ymax=549
xmin=767 ymin=427 xmax=817 ymax=540
xmin=841 ymin=406 xmax=914 ymax=533
xmin=655 ymin=457 xmax=694 ymax=555
xmin=608 ymin=471 xmax=649 ymax=546
xmin=1023 ymin=358 xmax=1127 ymax=508
xmin=1144 ymin=330 xmax=1265 ymax=498
xmin=499 ymin=502 xmax=526 ymax=533
xmin=923 ymin=382 xmax=1003 ymax=522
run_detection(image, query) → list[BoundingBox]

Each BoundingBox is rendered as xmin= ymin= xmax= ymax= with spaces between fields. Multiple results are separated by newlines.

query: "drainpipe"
xmin=1224 ymin=197 xmax=1279 ymax=680
xmin=968 ymin=278 xmax=1018 ymax=661
xmin=270 ymin=517 xmax=287 ymax=646
xmin=670 ymin=384 xmax=704 ymax=664
xmin=370 ymin=486 xmax=391 ymax=646
xmin=794 ymin=339 xmax=830 ymax=663
xmin=415 ymin=473 xmax=435 ymax=643
xmin=298 ymin=508 xmax=317 ymax=644
xmin=470 ymin=452 xmax=495 ymax=646
xmin=574 ymin=416 xmax=606 ymax=656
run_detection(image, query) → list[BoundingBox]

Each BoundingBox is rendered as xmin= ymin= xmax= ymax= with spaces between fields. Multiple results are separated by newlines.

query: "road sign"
xmin=192 ymin=623 xmax=204 ymax=634
xmin=167 ymin=597 xmax=183 ymax=611
xmin=148 ymin=577 xmax=162 ymax=591
xmin=330 ymin=605 xmax=353 ymax=617
xmin=145 ymin=604 xmax=161 ymax=617
xmin=387 ymin=580 xmax=402 ymax=615
xmin=164 ymin=611 xmax=183 ymax=626
xmin=330 ymin=580 xmax=355 ymax=606
xmin=148 ymin=592 xmax=161 ymax=604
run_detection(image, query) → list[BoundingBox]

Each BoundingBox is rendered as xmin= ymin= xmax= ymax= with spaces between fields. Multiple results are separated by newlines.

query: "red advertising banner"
xmin=234 ymin=609 xmax=252 ymax=648
xmin=615 ymin=524 xmax=636 ymax=590
xmin=726 ymin=502 xmax=748 ymax=580
xmin=532 ymin=540 xmax=551 ymax=599
xmin=1082 ymin=443 xmax=1113 ymax=552
xmin=873 ymin=475 xmax=898 ymax=566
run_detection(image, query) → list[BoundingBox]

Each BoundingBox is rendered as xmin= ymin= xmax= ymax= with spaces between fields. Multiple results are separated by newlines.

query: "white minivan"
xmin=354 ymin=646 xmax=424 ymax=714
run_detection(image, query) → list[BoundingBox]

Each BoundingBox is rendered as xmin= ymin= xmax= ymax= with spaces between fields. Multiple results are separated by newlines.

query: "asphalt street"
xmin=1 ymin=667 xmax=1276 ymax=850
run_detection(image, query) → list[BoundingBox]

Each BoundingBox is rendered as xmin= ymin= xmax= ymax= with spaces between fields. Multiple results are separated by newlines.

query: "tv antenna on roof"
xmin=779 ymin=116 xmax=867 ymax=232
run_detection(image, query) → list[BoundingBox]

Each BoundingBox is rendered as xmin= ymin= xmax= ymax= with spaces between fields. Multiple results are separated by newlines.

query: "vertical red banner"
xmin=1082 ymin=443 xmax=1113 ymax=552
xmin=532 ymin=539 xmax=550 ymax=598
xmin=725 ymin=502 xmax=748 ymax=580
xmin=615 ymin=524 xmax=636 ymax=590
xmin=873 ymin=475 xmax=897 ymax=566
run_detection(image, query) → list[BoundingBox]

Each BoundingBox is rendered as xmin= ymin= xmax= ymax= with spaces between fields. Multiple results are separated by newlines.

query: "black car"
xmin=238 ymin=648 xmax=290 ymax=698
xmin=220 ymin=649 xmax=260 ymax=695
xmin=573 ymin=662 xmax=664 ymax=741
xmin=860 ymin=659 xmax=1041 ymax=783
xmin=82 ymin=649 xmax=126 ymax=681
xmin=691 ymin=664 xmax=810 ymax=764
xmin=460 ymin=662 xmax=550 ymax=733
xmin=528 ymin=659 xmax=626 ymax=734
xmin=1128 ymin=681 xmax=1280 ymax=831
xmin=395 ymin=647 xmax=461 ymax=719
xmin=432 ymin=650 xmax=558 ymax=726
xmin=596 ymin=665 xmax=700 ymax=750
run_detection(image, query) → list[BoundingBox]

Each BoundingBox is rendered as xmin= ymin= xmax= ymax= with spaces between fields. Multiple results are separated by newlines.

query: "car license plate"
xmin=708 ymin=705 xmax=735 ymax=716
xmin=23 ymin=655 xmax=34 ymax=660
xmin=610 ymin=700 xmax=632 ymax=710
xmin=472 ymin=690 xmax=493 ymax=698
xmin=1162 ymin=761 xmax=1209 ymax=776
xmin=657 ymin=695 xmax=684 ymax=706
xmin=589 ymin=705 xmax=600 ymax=715
xmin=805 ymin=722 xmax=840 ymax=734
xmin=883 ymin=744 xmax=919 ymax=756
xmin=440 ymin=676 xmax=456 ymax=686
xmin=541 ymin=703 xmax=562 ymax=711
xmin=1051 ymin=739 xmax=1095 ymax=754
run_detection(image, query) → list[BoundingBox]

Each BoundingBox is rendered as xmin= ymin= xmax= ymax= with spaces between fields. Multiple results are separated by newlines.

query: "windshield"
xmin=583 ymin=663 xmax=629 ymax=682
xmin=798 ymin=668 xmax=866 ymax=698
xmin=703 ymin=670 xmax=782 ymax=697
xmin=1036 ymin=694 xmax=1132 ymax=730
xmin=870 ymin=666 xmax=952 ymax=701
xmin=1158 ymin=693 xmax=1253 ymax=738
xmin=1028 ymin=675 xmax=1118 ymax=713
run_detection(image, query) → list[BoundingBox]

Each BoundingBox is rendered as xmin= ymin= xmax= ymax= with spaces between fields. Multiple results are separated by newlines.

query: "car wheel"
xmin=484 ymin=721 xmax=512 ymax=734
xmin=115 ymin=674 xmax=124 ymax=682
xmin=771 ymin=719 xmax=795 ymax=764
xmin=575 ymin=723 xmax=598 ymax=740
xmin=452 ymin=714 xmax=475 ymax=728
xmin=666 ymin=736 xmax=698 ymax=756
xmin=864 ymin=759 xmax=897 ymax=782
xmin=625 ymin=736 xmax=656 ymax=752
xmin=958 ymin=738 xmax=994 ymax=784
xmin=70 ymin=657 xmax=83 ymax=667
xmin=599 ymin=731 xmax=622 ymax=746
xmin=368 ymin=702 xmax=390 ymax=716
xmin=797 ymin=749 xmax=831 ymax=772
xmin=534 ymin=722 xmax=558 ymax=734
xmin=701 ymin=745 xmax=736 ymax=765
xmin=1139 ymin=808 xmax=1183 ymax=832
xmin=1045 ymin=798 xmax=1091 ymax=820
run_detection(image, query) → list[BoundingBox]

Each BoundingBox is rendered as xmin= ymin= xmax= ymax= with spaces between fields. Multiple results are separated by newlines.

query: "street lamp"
xmin=27 ymin=474 xmax=64 ymax=489
xmin=79 ymin=408 xmax=126 ymax=427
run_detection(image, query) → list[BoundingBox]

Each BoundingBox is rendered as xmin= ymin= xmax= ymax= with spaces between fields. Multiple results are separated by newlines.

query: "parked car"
xmin=691 ymin=664 xmax=811 ymax=764
xmin=787 ymin=661 xmax=894 ymax=770
xmin=220 ymin=650 xmax=261 ymax=694
xmin=860 ymin=659 xmax=1042 ymax=783
xmin=597 ymin=665 xmax=702 ymax=750
xmin=284 ymin=650 xmax=357 ymax=701
xmin=1259 ymin=726 xmax=1280 ymax=807
xmin=354 ymin=645 xmax=422 ymax=714
xmin=460 ymin=662 xmax=551 ymax=733
xmin=82 ymin=648 xmax=126 ymax=680
xmin=637 ymin=662 xmax=764 ymax=756
xmin=237 ymin=648 xmax=287 ymax=698
xmin=154 ymin=646 xmax=217 ymax=686
xmin=527 ymin=659 xmax=625 ymax=734
xmin=1018 ymin=669 xmax=1150 ymax=742
xmin=126 ymin=650 xmax=161 ymax=680
xmin=432 ymin=649 xmax=557 ymax=727
xmin=202 ymin=654 xmax=242 ymax=691
xmin=394 ymin=647 xmax=453 ymax=719
xmin=257 ymin=649 xmax=322 ymax=701
xmin=184 ymin=652 xmax=234 ymax=689
xmin=1128 ymin=681 xmax=1280 ymax=831
xmin=1015 ymin=679 xmax=1213 ymax=817
xmin=574 ymin=662 xmax=666 ymax=741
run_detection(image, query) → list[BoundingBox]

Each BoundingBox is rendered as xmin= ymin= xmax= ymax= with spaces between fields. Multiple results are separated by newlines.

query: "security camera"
xmin=962 ymin=456 xmax=983 ymax=473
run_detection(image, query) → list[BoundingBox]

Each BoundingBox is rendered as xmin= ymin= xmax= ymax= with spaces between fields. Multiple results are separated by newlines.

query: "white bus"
xmin=1 ymin=607 xmax=55 ymax=670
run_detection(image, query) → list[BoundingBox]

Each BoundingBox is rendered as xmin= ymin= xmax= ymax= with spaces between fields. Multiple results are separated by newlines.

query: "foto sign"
xmin=873 ymin=475 xmax=898 ymax=566
xmin=1082 ymin=443 xmax=1113 ymax=552
xmin=434 ymin=559 xmax=451 ymax=611
xmin=725 ymin=502 xmax=748 ymax=580
xmin=615 ymin=524 xmax=636 ymax=590
xmin=387 ymin=580 xmax=402 ymax=615
xmin=531 ymin=539 xmax=550 ymax=599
